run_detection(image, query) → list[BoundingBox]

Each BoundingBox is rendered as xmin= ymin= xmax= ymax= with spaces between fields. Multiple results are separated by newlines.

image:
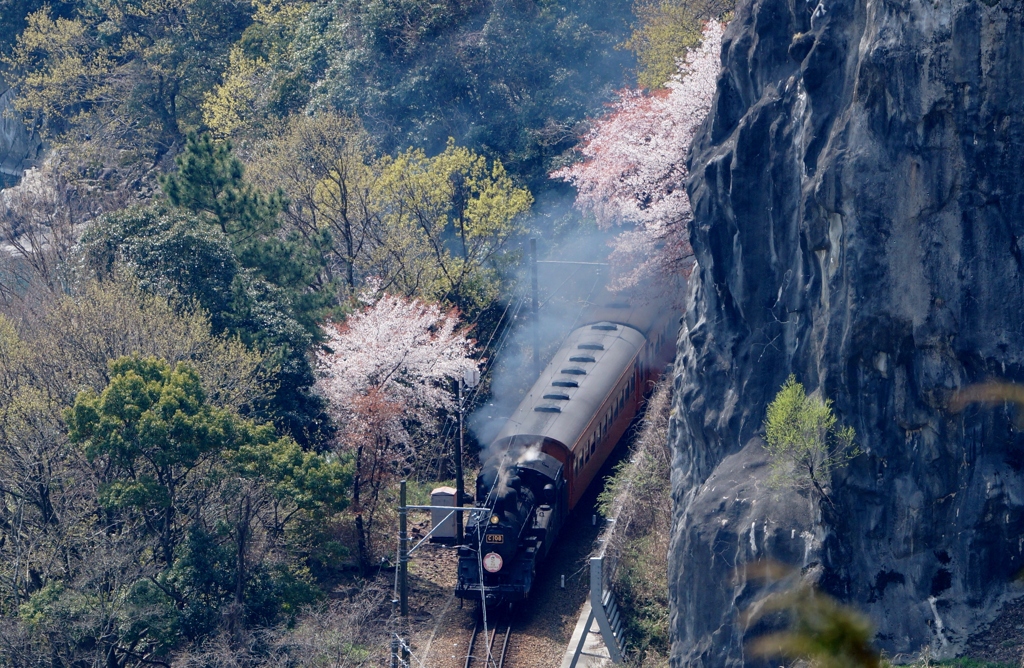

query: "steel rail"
xmin=464 ymin=616 xmax=513 ymax=668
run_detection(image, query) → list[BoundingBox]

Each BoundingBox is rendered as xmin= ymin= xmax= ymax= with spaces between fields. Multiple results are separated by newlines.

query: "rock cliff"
xmin=0 ymin=74 xmax=40 ymax=188
xmin=670 ymin=0 xmax=1024 ymax=664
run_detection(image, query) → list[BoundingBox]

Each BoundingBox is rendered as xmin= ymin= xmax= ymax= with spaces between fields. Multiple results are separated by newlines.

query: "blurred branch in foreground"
xmin=949 ymin=381 xmax=1024 ymax=429
xmin=743 ymin=561 xmax=880 ymax=668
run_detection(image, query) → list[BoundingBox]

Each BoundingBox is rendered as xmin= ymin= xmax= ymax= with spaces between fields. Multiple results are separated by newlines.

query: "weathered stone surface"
xmin=670 ymin=0 xmax=1024 ymax=664
xmin=0 ymin=73 xmax=41 ymax=187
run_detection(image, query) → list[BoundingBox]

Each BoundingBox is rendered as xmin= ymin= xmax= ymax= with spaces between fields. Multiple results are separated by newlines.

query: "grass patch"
xmin=598 ymin=381 xmax=673 ymax=667
xmin=928 ymin=660 xmax=1017 ymax=668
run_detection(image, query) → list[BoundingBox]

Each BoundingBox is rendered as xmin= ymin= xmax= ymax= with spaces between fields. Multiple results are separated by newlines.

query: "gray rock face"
xmin=0 ymin=74 xmax=41 ymax=188
xmin=670 ymin=0 xmax=1024 ymax=664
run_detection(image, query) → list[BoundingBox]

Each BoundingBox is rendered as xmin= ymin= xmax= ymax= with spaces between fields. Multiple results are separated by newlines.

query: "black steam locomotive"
xmin=455 ymin=291 xmax=677 ymax=606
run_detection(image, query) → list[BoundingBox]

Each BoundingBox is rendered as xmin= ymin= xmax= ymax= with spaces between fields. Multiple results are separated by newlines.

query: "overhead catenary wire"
xmin=407 ymin=275 xmax=524 ymax=478
xmin=400 ymin=249 xmax=605 ymax=630
xmin=422 ymin=250 xmax=606 ymax=483
xmin=423 ymin=288 xmax=529 ymax=481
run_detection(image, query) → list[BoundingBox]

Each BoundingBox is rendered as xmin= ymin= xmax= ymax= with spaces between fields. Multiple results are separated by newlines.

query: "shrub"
xmin=763 ymin=375 xmax=858 ymax=504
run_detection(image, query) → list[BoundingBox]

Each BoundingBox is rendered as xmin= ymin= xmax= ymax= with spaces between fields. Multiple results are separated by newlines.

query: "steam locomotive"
xmin=455 ymin=291 xmax=677 ymax=606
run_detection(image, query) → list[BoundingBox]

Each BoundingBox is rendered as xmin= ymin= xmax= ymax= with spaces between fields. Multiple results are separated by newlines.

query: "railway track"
xmin=464 ymin=615 xmax=512 ymax=668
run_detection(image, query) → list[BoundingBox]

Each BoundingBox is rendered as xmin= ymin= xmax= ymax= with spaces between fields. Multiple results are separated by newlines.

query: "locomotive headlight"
xmin=489 ymin=514 xmax=500 ymax=524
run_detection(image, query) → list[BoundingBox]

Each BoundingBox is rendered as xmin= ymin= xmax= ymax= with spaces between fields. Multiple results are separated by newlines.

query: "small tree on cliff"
xmin=316 ymin=286 xmax=478 ymax=572
xmin=763 ymin=375 xmax=858 ymax=505
xmin=552 ymin=20 xmax=723 ymax=291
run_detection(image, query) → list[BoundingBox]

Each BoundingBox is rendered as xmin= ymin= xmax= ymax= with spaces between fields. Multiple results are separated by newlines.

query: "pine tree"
xmin=161 ymin=133 xmax=331 ymax=329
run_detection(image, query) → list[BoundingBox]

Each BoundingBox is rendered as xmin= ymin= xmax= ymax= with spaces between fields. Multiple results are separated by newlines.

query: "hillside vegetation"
xmin=0 ymin=0 xmax=730 ymax=663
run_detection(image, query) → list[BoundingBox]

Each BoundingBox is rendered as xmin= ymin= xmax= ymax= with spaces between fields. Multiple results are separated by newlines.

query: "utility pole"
xmin=399 ymin=480 xmax=408 ymax=617
xmin=456 ymin=380 xmax=464 ymax=544
xmin=456 ymin=367 xmax=480 ymax=544
xmin=530 ymin=237 xmax=540 ymax=375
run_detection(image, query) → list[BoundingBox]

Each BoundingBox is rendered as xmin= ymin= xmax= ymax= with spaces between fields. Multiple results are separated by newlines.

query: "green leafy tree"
xmin=248 ymin=112 xmax=380 ymax=296
xmin=0 ymin=0 xmax=73 ymax=55
xmin=250 ymin=117 xmax=531 ymax=314
xmin=373 ymin=139 xmax=532 ymax=312
xmin=763 ymin=375 xmax=858 ymax=504
xmin=202 ymin=0 xmax=313 ymax=137
xmin=65 ymin=355 xmax=350 ymax=638
xmin=160 ymin=132 xmax=331 ymax=320
xmin=161 ymin=133 xmax=287 ymax=240
xmin=4 ymin=0 xmax=250 ymax=158
xmin=627 ymin=0 xmax=733 ymax=89
xmin=66 ymin=356 xmax=258 ymax=566
xmin=0 ymin=279 xmax=272 ymax=610
xmin=79 ymin=206 xmax=332 ymax=446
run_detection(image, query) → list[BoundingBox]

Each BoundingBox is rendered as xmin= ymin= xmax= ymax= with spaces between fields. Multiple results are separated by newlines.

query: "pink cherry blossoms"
xmin=316 ymin=290 xmax=478 ymax=446
xmin=553 ymin=20 xmax=723 ymax=290
xmin=316 ymin=287 xmax=479 ymax=570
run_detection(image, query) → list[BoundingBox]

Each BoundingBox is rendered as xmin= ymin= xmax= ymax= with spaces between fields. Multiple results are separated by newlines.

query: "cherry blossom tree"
xmin=316 ymin=285 xmax=478 ymax=571
xmin=553 ymin=20 xmax=723 ymax=290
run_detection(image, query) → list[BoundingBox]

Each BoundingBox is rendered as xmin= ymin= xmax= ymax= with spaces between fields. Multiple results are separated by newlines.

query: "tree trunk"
xmin=230 ymin=494 xmax=252 ymax=642
xmin=353 ymin=444 xmax=369 ymax=575
xmin=235 ymin=495 xmax=251 ymax=608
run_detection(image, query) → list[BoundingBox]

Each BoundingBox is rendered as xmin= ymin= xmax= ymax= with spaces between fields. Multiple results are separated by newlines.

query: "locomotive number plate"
xmin=486 ymin=534 xmax=504 ymax=544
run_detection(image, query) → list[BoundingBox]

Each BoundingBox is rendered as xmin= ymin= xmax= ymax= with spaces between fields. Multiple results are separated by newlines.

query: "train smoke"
xmin=468 ymin=202 xmax=617 ymax=466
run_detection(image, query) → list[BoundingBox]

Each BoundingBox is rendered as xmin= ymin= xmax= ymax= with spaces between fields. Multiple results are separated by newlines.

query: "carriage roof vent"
xmin=569 ymin=355 xmax=596 ymax=363
xmin=578 ymin=343 xmax=605 ymax=350
xmin=552 ymin=380 xmax=579 ymax=388
xmin=534 ymin=405 xmax=562 ymax=413
xmin=591 ymin=323 xmax=618 ymax=331
xmin=543 ymin=393 xmax=570 ymax=400
xmin=561 ymin=367 xmax=587 ymax=375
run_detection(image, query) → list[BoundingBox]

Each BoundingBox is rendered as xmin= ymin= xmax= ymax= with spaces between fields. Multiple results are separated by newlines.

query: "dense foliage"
xmin=0 ymin=0 xmax=738 ymax=661
xmin=205 ymin=0 xmax=636 ymax=189
xmin=4 ymin=0 xmax=252 ymax=160
xmin=0 ymin=280 xmax=354 ymax=664
xmin=627 ymin=0 xmax=732 ymax=89
xmin=79 ymin=203 xmax=333 ymax=448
